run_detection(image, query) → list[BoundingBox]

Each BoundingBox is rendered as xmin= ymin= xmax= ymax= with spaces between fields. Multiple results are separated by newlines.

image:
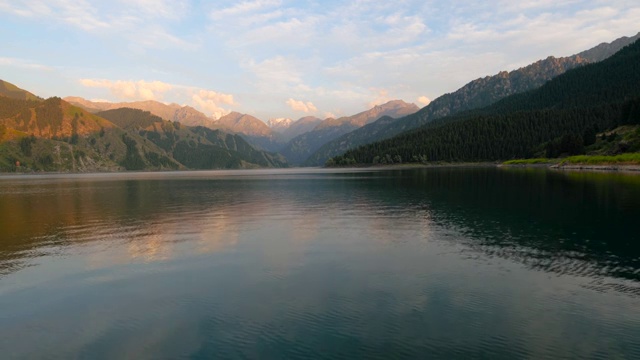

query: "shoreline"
xmin=3 ymin=162 xmax=640 ymax=176
xmin=500 ymin=163 xmax=640 ymax=173
xmin=550 ymin=164 xmax=640 ymax=173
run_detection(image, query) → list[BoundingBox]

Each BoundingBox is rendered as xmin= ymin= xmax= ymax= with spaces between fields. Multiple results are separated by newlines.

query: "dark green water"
xmin=0 ymin=167 xmax=639 ymax=359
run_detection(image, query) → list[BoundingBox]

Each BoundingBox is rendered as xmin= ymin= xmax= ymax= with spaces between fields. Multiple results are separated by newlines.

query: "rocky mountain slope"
xmin=267 ymin=118 xmax=293 ymax=133
xmin=65 ymin=97 xmax=218 ymax=129
xmin=210 ymin=111 xmax=284 ymax=152
xmin=98 ymin=108 xmax=287 ymax=169
xmin=308 ymin=32 xmax=640 ymax=166
xmin=280 ymin=116 xmax=323 ymax=141
xmin=65 ymin=97 xmax=284 ymax=151
xmin=0 ymin=96 xmax=179 ymax=172
xmin=212 ymin=112 xmax=273 ymax=137
xmin=280 ymin=100 xmax=418 ymax=165
xmin=1 ymin=81 xmax=288 ymax=172
xmin=331 ymin=38 xmax=640 ymax=165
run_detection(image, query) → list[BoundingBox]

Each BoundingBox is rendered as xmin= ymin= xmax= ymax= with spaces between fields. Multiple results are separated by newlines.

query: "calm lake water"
xmin=0 ymin=167 xmax=639 ymax=359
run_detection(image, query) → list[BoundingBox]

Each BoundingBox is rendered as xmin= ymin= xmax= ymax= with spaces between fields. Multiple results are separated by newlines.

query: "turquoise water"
xmin=0 ymin=167 xmax=639 ymax=359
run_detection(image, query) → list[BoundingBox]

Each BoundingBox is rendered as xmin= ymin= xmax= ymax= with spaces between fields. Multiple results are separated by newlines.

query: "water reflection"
xmin=0 ymin=168 xmax=639 ymax=358
xmin=1 ymin=168 xmax=639 ymax=281
xmin=401 ymin=168 xmax=640 ymax=282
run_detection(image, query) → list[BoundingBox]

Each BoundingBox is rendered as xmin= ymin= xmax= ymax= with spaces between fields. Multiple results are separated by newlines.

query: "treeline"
xmin=33 ymin=98 xmax=64 ymax=136
xmin=100 ymin=108 xmax=287 ymax=169
xmin=330 ymin=40 xmax=640 ymax=165
xmin=97 ymin=108 xmax=169 ymax=130
xmin=190 ymin=126 xmax=288 ymax=168
xmin=330 ymin=99 xmax=640 ymax=165
xmin=0 ymin=97 xmax=39 ymax=119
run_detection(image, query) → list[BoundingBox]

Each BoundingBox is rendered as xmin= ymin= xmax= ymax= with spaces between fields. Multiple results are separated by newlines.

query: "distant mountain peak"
xmin=316 ymin=99 xmax=418 ymax=130
xmin=268 ymin=117 xmax=292 ymax=125
xmin=304 ymin=32 xmax=640 ymax=167
xmin=214 ymin=112 xmax=273 ymax=138
xmin=267 ymin=118 xmax=294 ymax=134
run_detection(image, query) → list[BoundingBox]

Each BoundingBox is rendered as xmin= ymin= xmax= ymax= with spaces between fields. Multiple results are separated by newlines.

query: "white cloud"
xmin=417 ymin=96 xmax=431 ymax=106
xmin=286 ymin=98 xmax=317 ymax=113
xmin=0 ymin=0 xmax=197 ymax=49
xmin=118 ymin=0 xmax=190 ymax=20
xmin=368 ymin=89 xmax=392 ymax=108
xmin=196 ymin=90 xmax=235 ymax=105
xmin=80 ymin=79 xmax=172 ymax=101
xmin=190 ymin=89 xmax=235 ymax=119
xmin=210 ymin=0 xmax=282 ymax=20
xmin=79 ymin=78 xmax=235 ymax=118
xmin=0 ymin=0 xmax=110 ymax=31
xmin=3 ymin=1 xmax=640 ymax=120
xmin=243 ymin=55 xmax=309 ymax=93
xmin=191 ymin=94 xmax=231 ymax=119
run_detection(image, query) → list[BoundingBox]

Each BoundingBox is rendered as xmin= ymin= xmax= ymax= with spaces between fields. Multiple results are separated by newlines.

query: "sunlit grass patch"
xmin=561 ymin=153 xmax=640 ymax=165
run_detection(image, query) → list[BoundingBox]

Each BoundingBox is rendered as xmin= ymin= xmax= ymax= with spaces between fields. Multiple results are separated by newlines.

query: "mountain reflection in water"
xmin=0 ymin=167 xmax=638 ymax=359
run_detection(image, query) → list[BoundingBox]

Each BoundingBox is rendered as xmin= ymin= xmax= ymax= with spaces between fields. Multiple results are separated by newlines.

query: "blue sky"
xmin=1 ymin=1 xmax=639 ymax=121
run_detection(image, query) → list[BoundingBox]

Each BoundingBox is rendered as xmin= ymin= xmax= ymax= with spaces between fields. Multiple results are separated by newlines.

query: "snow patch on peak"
xmin=267 ymin=117 xmax=293 ymax=129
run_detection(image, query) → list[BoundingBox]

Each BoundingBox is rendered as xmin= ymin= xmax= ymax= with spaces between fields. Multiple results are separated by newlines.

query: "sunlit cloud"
xmin=417 ymin=96 xmax=431 ymax=106
xmin=80 ymin=79 xmax=173 ymax=101
xmin=191 ymin=91 xmax=233 ymax=119
xmin=195 ymin=89 xmax=234 ymax=105
xmin=2 ymin=0 xmax=639 ymax=119
xmin=368 ymin=89 xmax=392 ymax=108
xmin=79 ymin=78 xmax=235 ymax=118
xmin=286 ymin=98 xmax=317 ymax=113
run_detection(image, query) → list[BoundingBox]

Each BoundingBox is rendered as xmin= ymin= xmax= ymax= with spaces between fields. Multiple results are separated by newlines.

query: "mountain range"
xmin=280 ymin=100 xmax=419 ymax=165
xmin=65 ymin=95 xmax=420 ymax=163
xmin=3 ymin=32 xmax=639 ymax=171
xmin=330 ymin=37 xmax=640 ymax=165
xmin=1 ymin=85 xmax=286 ymax=172
xmin=306 ymin=32 xmax=640 ymax=165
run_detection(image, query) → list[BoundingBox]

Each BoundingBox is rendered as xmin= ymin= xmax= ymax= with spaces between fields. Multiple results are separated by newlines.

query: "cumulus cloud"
xmin=417 ymin=96 xmax=431 ymax=106
xmin=79 ymin=78 xmax=235 ymax=118
xmin=196 ymin=89 xmax=235 ymax=105
xmin=368 ymin=89 xmax=392 ymax=108
xmin=80 ymin=79 xmax=172 ymax=100
xmin=192 ymin=91 xmax=234 ymax=119
xmin=286 ymin=98 xmax=317 ymax=113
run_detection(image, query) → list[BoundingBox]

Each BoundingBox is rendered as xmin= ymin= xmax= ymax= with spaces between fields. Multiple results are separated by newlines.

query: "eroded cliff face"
xmin=423 ymin=55 xmax=590 ymax=120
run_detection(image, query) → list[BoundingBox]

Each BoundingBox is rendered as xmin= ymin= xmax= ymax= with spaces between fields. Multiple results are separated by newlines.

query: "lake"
xmin=0 ymin=167 xmax=639 ymax=359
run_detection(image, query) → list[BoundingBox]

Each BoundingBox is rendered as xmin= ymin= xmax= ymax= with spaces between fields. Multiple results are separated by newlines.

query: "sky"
xmin=1 ymin=1 xmax=639 ymax=121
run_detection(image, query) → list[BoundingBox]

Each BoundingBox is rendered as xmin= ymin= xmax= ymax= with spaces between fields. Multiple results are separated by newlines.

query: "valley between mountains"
xmin=1 ymin=32 xmax=639 ymax=172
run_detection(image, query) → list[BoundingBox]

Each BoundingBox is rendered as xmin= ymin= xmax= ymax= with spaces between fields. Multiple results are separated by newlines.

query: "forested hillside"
xmin=98 ymin=108 xmax=288 ymax=169
xmin=330 ymin=40 xmax=640 ymax=166
xmin=0 ymin=89 xmax=288 ymax=172
xmin=311 ymin=33 xmax=640 ymax=166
